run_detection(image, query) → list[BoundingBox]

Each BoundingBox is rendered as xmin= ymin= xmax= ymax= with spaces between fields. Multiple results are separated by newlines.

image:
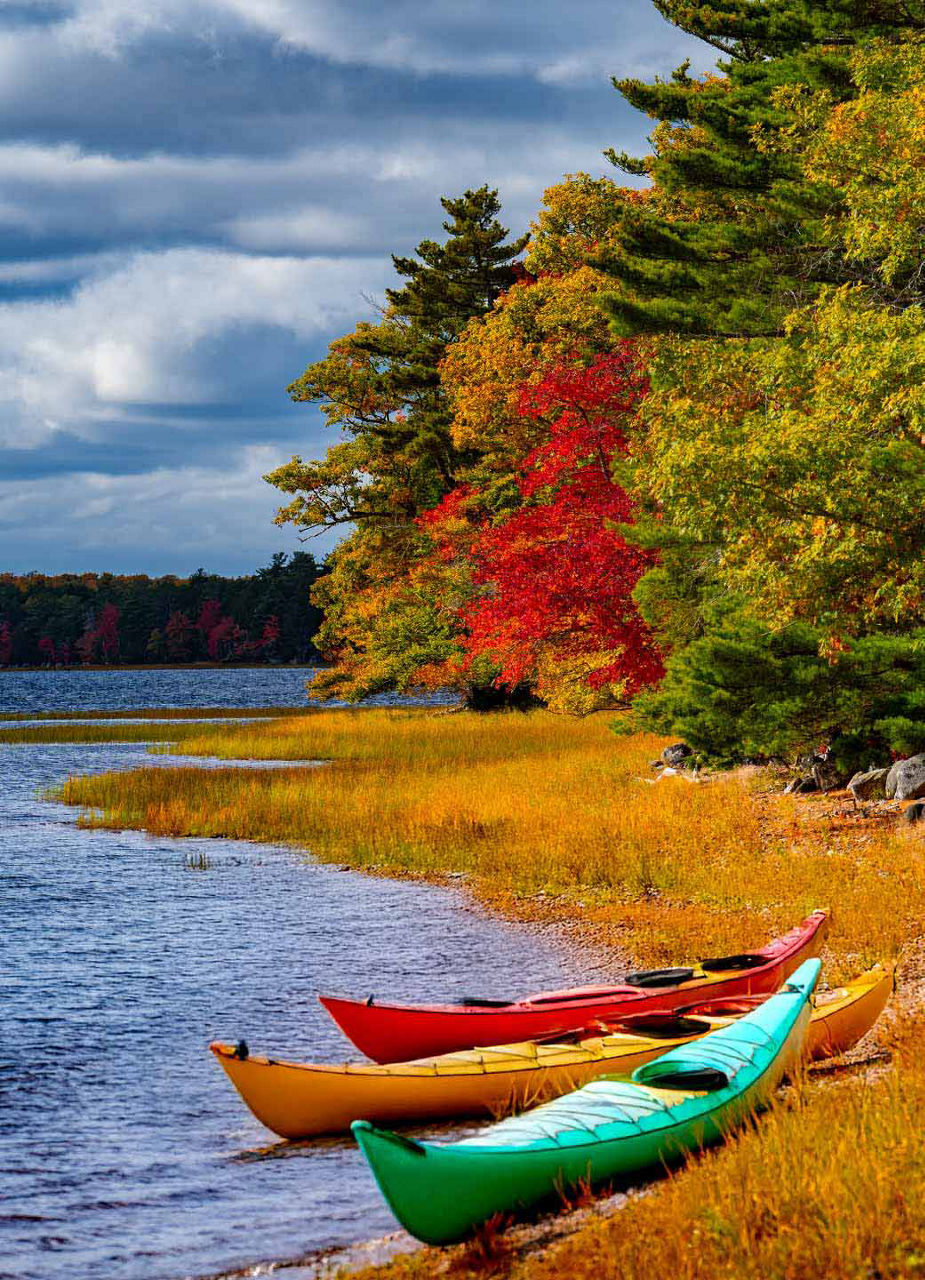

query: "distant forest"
xmin=0 ymin=553 xmax=324 ymax=667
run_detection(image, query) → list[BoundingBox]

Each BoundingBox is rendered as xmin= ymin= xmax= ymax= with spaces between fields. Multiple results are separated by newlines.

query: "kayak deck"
xmin=353 ymin=961 xmax=822 ymax=1244
xmin=318 ymin=911 xmax=828 ymax=1060
xmin=210 ymin=965 xmax=888 ymax=1139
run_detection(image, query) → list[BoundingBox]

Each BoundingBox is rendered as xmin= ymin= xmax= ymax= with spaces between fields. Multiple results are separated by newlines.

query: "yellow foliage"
xmin=524 ymin=172 xmax=646 ymax=275
xmin=534 ymin=650 xmax=633 ymax=715
xmin=442 ymin=269 xmax=613 ymax=459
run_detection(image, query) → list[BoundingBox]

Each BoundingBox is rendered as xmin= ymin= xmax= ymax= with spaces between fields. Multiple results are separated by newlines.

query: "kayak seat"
xmin=632 ymin=1054 xmax=736 ymax=1095
xmin=633 ymin=1025 xmax=769 ymax=1091
xmin=638 ymin=1066 xmax=729 ymax=1092
xmin=624 ymin=967 xmax=696 ymax=988
xmin=700 ymin=953 xmax=767 ymax=972
xmin=458 ymin=997 xmax=513 ymax=1008
xmin=613 ymin=1013 xmax=713 ymax=1038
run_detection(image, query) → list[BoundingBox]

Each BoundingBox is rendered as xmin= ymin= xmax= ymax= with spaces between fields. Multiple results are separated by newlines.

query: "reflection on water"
xmin=1 ymin=671 xmax=594 ymax=1279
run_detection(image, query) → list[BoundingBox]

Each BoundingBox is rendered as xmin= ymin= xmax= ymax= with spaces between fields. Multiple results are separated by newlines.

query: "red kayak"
xmin=319 ymin=911 xmax=827 ymax=1062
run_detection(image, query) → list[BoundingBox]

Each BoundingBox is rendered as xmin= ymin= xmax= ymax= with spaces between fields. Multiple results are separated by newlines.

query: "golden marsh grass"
xmin=43 ymin=707 xmax=925 ymax=1277
xmin=1 ymin=722 xmax=208 ymax=745
xmin=53 ymin=708 xmax=924 ymax=975
xmin=0 ymin=705 xmax=318 ymax=722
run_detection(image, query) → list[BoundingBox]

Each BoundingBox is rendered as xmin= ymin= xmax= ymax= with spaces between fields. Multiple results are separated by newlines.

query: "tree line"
xmin=0 ymin=553 xmax=323 ymax=667
xmin=267 ymin=0 xmax=925 ymax=771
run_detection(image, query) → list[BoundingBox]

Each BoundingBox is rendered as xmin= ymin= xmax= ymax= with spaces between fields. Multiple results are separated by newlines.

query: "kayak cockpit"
xmin=634 ymin=1065 xmax=730 ymax=1092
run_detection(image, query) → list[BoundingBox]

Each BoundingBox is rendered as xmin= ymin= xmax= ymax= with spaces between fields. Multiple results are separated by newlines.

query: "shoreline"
xmin=0 ymin=662 xmax=322 ymax=673
xmin=25 ymin=704 xmax=925 ymax=1278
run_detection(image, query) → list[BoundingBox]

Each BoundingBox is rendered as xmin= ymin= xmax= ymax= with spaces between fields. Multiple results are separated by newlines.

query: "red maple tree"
xmin=96 ymin=604 xmax=120 ymax=662
xmin=165 ymin=610 xmax=195 ymax=661
xmin=462 ymin=350 xmax=662 ymax=697
xmin=0 ymin=622 xmax=12 ymax=667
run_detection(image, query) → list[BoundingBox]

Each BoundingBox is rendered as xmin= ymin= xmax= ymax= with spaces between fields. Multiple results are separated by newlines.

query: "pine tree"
xmin=388 ymin=187 xmax=528 ymax=342
xmin=597 ymin=0 xmax=925 ymax=337
xmin=274 ymin=187 xmax=527 ymax=526
xmin=629 ymin=602 xmax=925 ymax=771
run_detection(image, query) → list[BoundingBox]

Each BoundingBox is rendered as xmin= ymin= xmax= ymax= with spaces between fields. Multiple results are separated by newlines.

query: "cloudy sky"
xmin=0 ymin=0 xmax=712 ymax=576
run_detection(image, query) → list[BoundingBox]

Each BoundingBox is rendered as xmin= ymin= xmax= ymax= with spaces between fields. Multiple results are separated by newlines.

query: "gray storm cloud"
xmin=0 ymin=0 xmax=710 ymax=573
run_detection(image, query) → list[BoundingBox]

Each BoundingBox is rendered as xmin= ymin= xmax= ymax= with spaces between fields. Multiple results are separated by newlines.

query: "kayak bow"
xmin=210 ymin=964 xmax=887 ymax=1139
xmin=319 ymin=911 xmax=827 ymax=1061
xmin=353 ymin=958 xmax=822 ymax=1245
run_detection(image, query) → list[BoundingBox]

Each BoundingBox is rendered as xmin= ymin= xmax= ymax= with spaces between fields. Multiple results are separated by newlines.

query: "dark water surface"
xmin=0 ymin=670 xmax=593 ymax=1279
xmin=0 ymin=666 xmax=452 ymax=716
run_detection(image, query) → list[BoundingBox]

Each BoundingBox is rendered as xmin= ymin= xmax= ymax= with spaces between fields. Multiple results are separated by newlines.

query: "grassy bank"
xmin=1 ymin=722 xmax=210 ymax=745
xmin=43 ymin=707 xmax=925 ymax=1277
xmin=0 ymin=705 xmax=320 ymax=742
xmin=53 ymin=708 xmax=922 ymax=975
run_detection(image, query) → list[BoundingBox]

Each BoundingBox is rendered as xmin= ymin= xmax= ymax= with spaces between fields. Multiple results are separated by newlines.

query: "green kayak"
xmin=353 ymin=957 xmax=821 ymax=1245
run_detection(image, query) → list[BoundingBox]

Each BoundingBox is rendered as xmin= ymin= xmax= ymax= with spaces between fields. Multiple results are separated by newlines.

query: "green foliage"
xmin=270 ymin=187 xmax=527 ymax=532
xmin=603 ymin=18 xmax=925 ymax=763
xmin=387 ymin=188 xmax=529 ymax=342
xmin=629 ymin=288 xmax=925 ymax=640
xmin=766 ymin=37 xmax=925 ymax=303
xmin=597 ymin=0 xmax=924 ymax=338
xmin=630 ymin=600 xmax=925 ymax=766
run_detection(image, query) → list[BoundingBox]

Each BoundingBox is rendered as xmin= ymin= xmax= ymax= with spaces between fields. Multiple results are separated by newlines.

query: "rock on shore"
xmin=886 ymin=754 xmax=925 ymax=803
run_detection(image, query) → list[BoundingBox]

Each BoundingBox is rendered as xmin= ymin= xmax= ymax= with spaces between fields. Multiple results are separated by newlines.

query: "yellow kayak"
xmin=210 ymin=966 xmax=890 ymax=1140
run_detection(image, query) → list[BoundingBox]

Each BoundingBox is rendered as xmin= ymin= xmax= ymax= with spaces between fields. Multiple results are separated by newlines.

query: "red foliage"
xmin=261 ymin=615 xmax=281 ymax=656
xmin=196 ymin=598 xmax=248 ymax=660
xmin=462 ymin=350 xmax=662 ymax=695
xmin=74 ymin=603 xmax=120 ymax=664
xmin=96 ymin=604 xmax=120 ymax=662
xmin=38 ymin=635 xmax=56 ymax=665
xmin=0 ymin=622 xmax=12 ymax=667
xmin=165 ymin=610 xmax=195 ymax=661
xmin=75 ymin=623 xmax=97 ymax=664
xmin=206 ymin=615 xmax=236 ymax=660
xmin=196 ymin=599 xmax=225 ymax=636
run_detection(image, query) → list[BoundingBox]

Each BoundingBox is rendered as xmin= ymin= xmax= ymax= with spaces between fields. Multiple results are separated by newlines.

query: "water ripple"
xmin=1 ymin=670 xmax=592 ymax=1279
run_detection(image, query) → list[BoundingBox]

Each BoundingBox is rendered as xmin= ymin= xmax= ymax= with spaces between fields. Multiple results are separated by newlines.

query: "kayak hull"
xmin=320 ymin=911 xmax=828 ymax=1061
xmin=354 ymin=960 xmax=821 ymax=1245
xmin=210 ymin=965 xmax=888 ymax=1139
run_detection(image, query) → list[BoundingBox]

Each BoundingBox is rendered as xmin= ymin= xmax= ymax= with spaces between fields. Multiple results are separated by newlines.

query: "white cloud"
xmin=0 ymin=128 xmax=627 ymax=262
xmin=0 ymin=248 xmax=393 ymax=447
xmin=0 ymin=252 xmax=124 ymax=285
xmin=215 ymin=0 xmax=711 ymax=80
xmin=0 ymin=444 xmax=329 ymax=573
xmin=12 ymin=0 xmax=711 ymax=82
xmin=224 ymin=205 xmax=371 ymax=251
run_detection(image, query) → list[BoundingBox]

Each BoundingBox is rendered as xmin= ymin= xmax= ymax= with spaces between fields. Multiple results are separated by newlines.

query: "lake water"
xmin=0 ymin=670 xmax=595 ymax=1279
xmin=0 ymin=666 xmax=453 ymax=716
